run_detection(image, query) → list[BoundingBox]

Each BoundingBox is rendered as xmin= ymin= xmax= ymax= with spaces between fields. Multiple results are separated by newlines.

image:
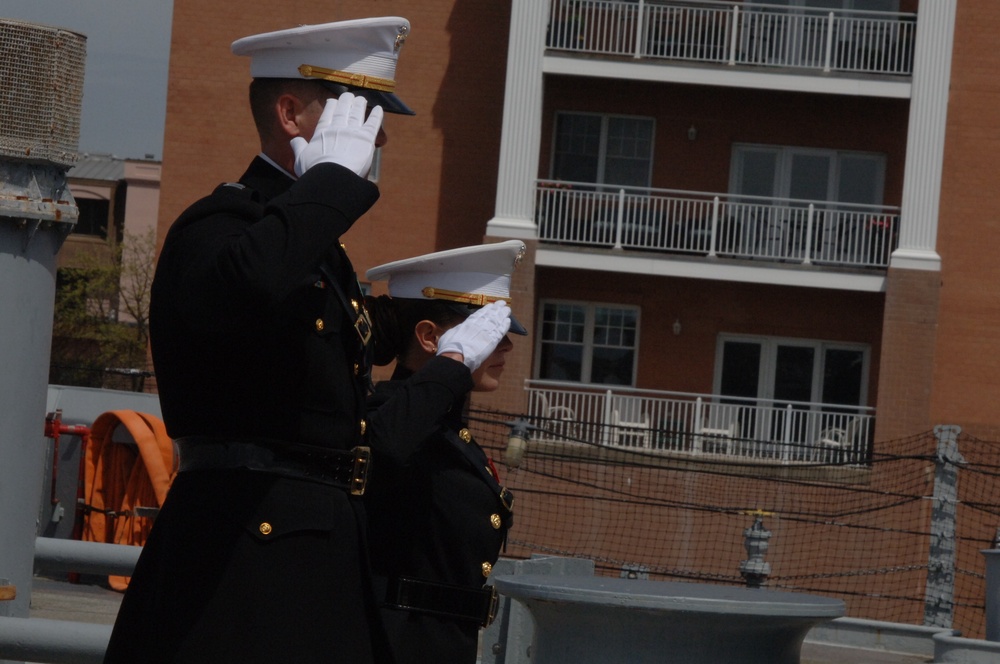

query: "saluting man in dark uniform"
xmin=102 ymin=17 xmax=455 ymax=663
xmin=362 ymin=241 xmax=526 ymax=664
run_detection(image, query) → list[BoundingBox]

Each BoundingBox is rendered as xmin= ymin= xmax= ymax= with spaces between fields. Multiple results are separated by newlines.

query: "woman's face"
xmin=470 ymin=334 xmax=513 ymax=392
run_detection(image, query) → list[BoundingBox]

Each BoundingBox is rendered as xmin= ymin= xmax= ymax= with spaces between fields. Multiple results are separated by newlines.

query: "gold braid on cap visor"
xmin=298 ymin=64 xmax=396 ymax=92
xmin=421 ymin=287 xmax=511 ymax=307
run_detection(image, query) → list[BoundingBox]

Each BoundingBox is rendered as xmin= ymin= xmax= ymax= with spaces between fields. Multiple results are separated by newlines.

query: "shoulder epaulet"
xmin=214 ymin=182 xmax=261 ymax=202
xmin=168 ymin=182 xmax=263 ymax=233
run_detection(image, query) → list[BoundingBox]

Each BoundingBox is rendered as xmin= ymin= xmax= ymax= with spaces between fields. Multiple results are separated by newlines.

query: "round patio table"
xmin=492 ymin=574 xmax=845 ymax=664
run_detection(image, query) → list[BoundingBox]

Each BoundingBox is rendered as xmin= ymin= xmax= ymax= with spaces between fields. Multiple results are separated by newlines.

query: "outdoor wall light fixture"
xmin=673 ymin=319 xmax=682 ymax=335
xmin=505 ymin=418 xmax=533 ymax=468
xmin=687 ymin=125 xmax=697 ymax=141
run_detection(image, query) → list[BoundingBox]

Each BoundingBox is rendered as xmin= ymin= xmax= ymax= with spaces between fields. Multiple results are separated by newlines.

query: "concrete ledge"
xmin=932 ymin=630 xmax=1000 ymax=663
xmin=805 ymin=617 xmax=954 ymax=657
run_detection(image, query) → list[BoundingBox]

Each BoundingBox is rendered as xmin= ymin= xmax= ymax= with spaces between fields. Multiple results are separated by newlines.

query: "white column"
xmin=893 ymin=0 xmax=957 ymax=271
xmin=486 ymin=0 xmax=549 ymax=239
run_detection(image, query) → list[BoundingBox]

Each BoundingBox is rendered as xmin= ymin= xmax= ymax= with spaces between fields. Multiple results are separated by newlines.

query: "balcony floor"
xmin=545 ymin=52 xmax=912 ymax=99
xmin=536 ymin=243 xmax=888 ymax=292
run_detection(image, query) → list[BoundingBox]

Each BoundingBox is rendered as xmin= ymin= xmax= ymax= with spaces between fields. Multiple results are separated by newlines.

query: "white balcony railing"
xmin=547 ymin=0 xmax=916 ymax=76
xmin=536 ymin=180 xmax=899 ymax=268
xmin=526 ymin=380 xmax=874 ymax=465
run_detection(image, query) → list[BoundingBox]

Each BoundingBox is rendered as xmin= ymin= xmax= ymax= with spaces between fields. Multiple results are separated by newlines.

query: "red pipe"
xmin=43 ymin=409 xmax=93 ymax=583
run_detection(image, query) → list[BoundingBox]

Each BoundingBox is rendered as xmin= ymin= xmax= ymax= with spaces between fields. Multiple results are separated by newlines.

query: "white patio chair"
xmin=816 ymin=417 xmax=862 ymax=462
xmin=695 ymin=422 xmax=738 ymax=455
xmin=534 ymin=393 xmax=577 ymax=441
xmin=609 ymin=396 xmax=653 ymax=449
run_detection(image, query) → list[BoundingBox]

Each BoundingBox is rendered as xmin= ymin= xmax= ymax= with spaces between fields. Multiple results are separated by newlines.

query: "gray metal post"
xmin=984 ymin=549 xmax=1000 ymax=642
xmin=0 ymin=18 xmax=85 ymax=640
xmin=923 ymin=424 xmax=964 ymax=628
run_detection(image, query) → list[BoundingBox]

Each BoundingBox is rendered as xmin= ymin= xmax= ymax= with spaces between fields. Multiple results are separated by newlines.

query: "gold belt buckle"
xmin=350 ymin=446 xmax=371 ymax=496
xmin=499 ymin=487 xmax=514 ymax=511
xmin=484 ymin=584 xmax=499 ymax=627
xmin=355 ymin=308 xmax=373 ymax=346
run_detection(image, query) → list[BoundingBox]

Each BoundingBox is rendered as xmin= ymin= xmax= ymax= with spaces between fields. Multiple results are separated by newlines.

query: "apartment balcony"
xmin=535 ymin=180 xmax=899 ymax=270
xmin=547 ymin=0 xmax=916 ymax=77
xmin=526 ymin=380 xmax=875 ymax=466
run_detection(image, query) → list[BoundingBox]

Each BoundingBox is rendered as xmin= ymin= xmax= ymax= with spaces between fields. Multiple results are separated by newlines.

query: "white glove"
xmin=437 ymin=301 xmax=512 ymax=372
xmin=290 ymin=93 xmax=384 ymax=178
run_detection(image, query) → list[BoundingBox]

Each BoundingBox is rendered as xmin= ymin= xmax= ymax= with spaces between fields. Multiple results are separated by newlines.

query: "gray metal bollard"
xmin=482 ymin=556 xmax=595 ymax=664
xmin=492 ymin=575 xmax=845 ymax=664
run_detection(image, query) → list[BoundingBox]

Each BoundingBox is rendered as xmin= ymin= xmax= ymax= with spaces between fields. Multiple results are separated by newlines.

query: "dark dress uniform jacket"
xmin=364 ymin=363 xmax=514 ymax=664
xmin=105 ymin=158 xmax=390 ymax=663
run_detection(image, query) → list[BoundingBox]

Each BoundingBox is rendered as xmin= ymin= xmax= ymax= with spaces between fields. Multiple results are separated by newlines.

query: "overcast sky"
xmin=4 ymin=0 xmax=173 ymax=160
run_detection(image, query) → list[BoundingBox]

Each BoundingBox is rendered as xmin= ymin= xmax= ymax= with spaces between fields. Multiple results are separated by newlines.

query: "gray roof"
xmin=67 ymin=153 xmax=159 ymax=182
xmin=67 ymin=154 xmax=125 ymax=181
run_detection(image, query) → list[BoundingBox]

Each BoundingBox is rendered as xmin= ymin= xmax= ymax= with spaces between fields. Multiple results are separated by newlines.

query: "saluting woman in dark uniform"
xmin=362 ymin=241 xmax=526 ymax=664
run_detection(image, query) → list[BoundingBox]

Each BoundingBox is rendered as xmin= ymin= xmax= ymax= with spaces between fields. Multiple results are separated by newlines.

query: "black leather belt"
xmin=384 ymin=577 xmax=499 ymax=627
xmin=175 ymin=437 xmax=370 ymax=496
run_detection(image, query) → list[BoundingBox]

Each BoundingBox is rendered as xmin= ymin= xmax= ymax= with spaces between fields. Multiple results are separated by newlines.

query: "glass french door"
xmin=716 ymin=336 xmax=868 ymax=452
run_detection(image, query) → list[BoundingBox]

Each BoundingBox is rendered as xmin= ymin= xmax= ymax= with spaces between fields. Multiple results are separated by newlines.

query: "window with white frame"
xmin=537 ymin=301 xmax=639 ymax=385
xmin=551 ymin=112 xmax=654 ymax=188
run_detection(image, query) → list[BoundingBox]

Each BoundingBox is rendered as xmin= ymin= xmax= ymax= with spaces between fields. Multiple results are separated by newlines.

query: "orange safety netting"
xmin=81 ymin=410 xmax=176 ymax=591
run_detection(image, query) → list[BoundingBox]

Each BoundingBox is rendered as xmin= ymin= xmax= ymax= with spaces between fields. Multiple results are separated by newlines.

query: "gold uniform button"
xmin=360 ymin=419 xmax=367 ymax=436
xmin=353 ymin=363 xmax=360 ymax=376
xmin=481 ymin=561 xmax=493 ymax=578
xmin=459 ymin=428 xmax=472 ymax=443
xmin=490 ymin=513 xmax=502 ymax=529
xmin=315 ymin=318 xmax=325 ymax=332
xmin=259 ymin=522 xmax=272 ymax=536
xmin=351 ymin=299 xmax=360 ymax=313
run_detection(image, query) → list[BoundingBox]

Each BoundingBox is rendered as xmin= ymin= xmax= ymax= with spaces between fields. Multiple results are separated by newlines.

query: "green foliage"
xmin=50 ymin=229 xmax=156 ymax=391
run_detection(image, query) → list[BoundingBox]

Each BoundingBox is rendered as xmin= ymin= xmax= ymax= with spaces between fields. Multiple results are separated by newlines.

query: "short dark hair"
xmin=247 ymin=78 xmax=329 ymax=141
xmin=365 ymin=295 xmax=469 ymax=366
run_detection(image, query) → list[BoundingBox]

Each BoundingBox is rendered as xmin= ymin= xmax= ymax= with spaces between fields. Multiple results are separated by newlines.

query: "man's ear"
xmin=414 ymin=320 xmax=441 ymax=354
xmin=275 ymin=93 xmax=307 ymax=140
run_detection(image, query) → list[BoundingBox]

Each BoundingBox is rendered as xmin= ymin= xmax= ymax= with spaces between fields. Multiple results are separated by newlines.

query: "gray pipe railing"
xmin=0 ymin=617 xmax=111 ymax=664
xmin=5 ymin=536 xmax=1000 ymax=663
xmin=32 ymin=537 xmax=140 ymax=578
xmin=0 ymin=538 xmax=138 ymax=664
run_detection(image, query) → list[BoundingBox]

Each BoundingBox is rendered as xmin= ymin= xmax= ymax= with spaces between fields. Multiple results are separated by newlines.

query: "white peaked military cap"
xmin=231 ymin=17 xmax=414 ymax=115
xmin=366 ymin=240 xmax=528 ymax=335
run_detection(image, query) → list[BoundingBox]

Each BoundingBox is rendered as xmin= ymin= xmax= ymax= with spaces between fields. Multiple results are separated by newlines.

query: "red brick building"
xmin=159 ymin=0 xmax=1000 ymax=462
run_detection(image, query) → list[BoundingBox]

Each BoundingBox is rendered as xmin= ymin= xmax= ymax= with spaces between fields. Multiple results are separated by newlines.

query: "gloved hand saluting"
xmin=290 ymin=93 xmax=384 ymax=179
xmin=437 ymin=300 xmax=512 ymax=373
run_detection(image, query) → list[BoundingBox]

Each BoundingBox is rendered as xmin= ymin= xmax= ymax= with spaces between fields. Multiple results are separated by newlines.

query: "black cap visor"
xmin=508 ymin=314 xmax=528 ymax=336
